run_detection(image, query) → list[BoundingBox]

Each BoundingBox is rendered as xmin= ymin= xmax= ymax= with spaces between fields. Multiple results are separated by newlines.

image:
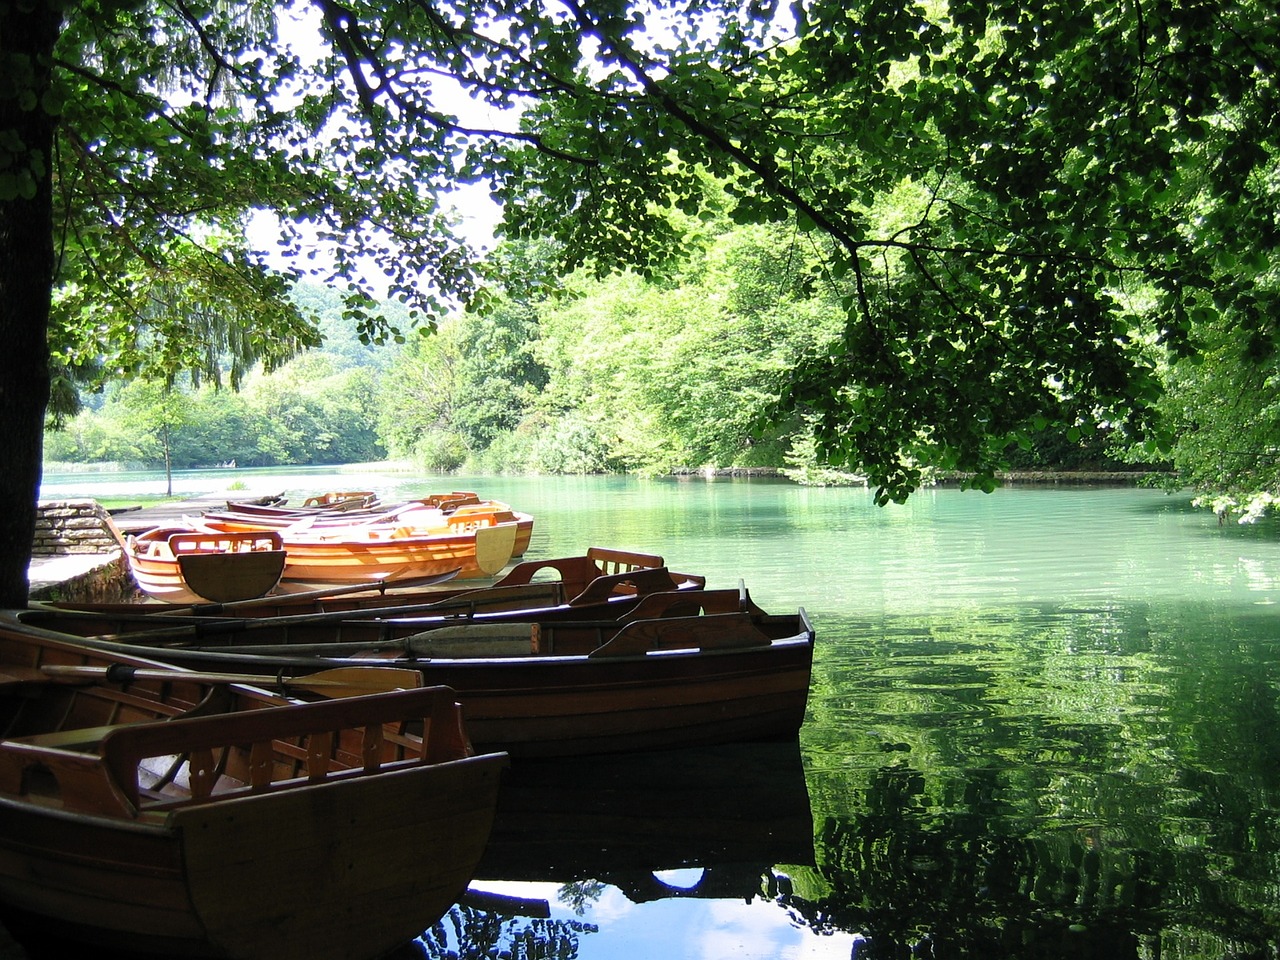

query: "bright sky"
xmin=247 ymin=3 xmax=506 ymax=297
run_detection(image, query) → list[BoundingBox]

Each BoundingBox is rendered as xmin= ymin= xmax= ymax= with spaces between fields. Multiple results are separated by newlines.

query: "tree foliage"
xmin=521 ymin=220 xmax=836 ymax=474
xmin=5 ymin=0 xmax=1280 ymax=603
xmin=1144 ymin=304 xmax=1280 ymax=514
xmin=50 ymin=236 xmax=322 ymax=422
xmin=42 ymin=1 xmax=487 ymax=421
xmin=298 ymin=0 xmax=1279 ymax=501
xmin=47 ymin=353 xmax=387 ymax=469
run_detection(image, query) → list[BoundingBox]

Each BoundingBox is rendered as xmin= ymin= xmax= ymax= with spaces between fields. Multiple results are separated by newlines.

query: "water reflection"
xmin=477 ymin=740 xmax=813 ymax=880
xmin=798 ymin=601 xmax=1280 ymax=958
xmin=402 ymin=740 xmax=835 ymax=959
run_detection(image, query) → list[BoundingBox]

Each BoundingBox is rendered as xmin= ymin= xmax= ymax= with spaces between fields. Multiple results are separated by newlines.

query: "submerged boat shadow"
xmin=475 ymin=737 xmax=814 ymax=890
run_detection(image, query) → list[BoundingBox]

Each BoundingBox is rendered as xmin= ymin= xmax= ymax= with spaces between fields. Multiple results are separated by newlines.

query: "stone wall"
xmin=33 ymin=499 xmax=127 ymax=556
xmin=29 ymin=500 xmax=136 ymax=603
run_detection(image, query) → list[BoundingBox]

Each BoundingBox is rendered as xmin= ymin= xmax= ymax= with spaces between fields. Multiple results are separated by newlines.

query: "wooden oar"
xmin=82 ymin=604 xmax=474 ymax=648
xmin=39 ymin=663 xmax=424 ymax=697
xmin=77 ymin=584 xmax=561 ymax=648
xmin=193 ymin=622 xmax=540 ymax=658
xmin=163 ymin=568 xmax=463 ymax=616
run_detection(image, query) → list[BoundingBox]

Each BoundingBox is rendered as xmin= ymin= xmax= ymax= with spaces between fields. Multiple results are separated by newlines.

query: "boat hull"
xmin=0 ymin=757 xmax=503 ymax=959
xmin=417 ymin=637 xmax=814 ymax=757
xmin=196 ymin=515 xmax=536 ymax=588
xmin=273 ymin=519 xmax=525 ymax=585
xmin=125 ymin=528 xmax=286 ymax=605
xmin=193 ymin=499 xmax=535 ymax=588
xmin=0 ymin=625 xmax=508 ymax=959
xmin=13 ymin=610 xmax=816 ymax=759
xmin=34 ymin=547 xmax=704 ymax=619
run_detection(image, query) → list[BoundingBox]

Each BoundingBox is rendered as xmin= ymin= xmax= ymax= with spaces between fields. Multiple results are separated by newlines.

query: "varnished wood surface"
xmin=7 ymin=605 xmax=815 ymax=758
xmin=0 ymin=625 xmax=508 ymax=959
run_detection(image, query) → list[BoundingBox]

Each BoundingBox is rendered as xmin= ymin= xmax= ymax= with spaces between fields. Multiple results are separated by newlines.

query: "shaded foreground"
xmin=0 ymin=627 xmax=506 ymax=960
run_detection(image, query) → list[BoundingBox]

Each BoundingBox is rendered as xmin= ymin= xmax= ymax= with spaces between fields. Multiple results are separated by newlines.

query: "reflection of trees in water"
xmin=558 ymin=880 xmax=606 ymax=916
xmin=408 ymin=904 xmax=598 ymax=960
xmin=402 ymin=870 xmax=807 ymax=960
xmin=787 ymin=763 xmax=1280 ymax=959
xmin=799 ymin=603 xmax=1280 ymax=958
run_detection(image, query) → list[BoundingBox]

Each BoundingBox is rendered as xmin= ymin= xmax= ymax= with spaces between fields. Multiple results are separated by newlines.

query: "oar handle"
xmin=104 ymin=663 xmax=142 ymax=684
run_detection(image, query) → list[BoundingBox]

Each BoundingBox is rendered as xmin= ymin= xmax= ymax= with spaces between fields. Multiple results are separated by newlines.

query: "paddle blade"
xmin=294 ymin=666 xmax=425 ymax=696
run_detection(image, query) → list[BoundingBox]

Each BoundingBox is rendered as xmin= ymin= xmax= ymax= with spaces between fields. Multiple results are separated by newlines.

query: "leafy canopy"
xmin=20 ymin=0 xmax=1280 ymax=501
xmin=44 ymin=0 xmax=487 ymax=416
xmin=308 ymin=0 xmax=1279 ymax=502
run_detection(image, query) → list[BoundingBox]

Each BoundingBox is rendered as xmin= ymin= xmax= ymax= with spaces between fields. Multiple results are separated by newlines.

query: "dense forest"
xmin=44 ymin=218 xmax=1147 ymax=485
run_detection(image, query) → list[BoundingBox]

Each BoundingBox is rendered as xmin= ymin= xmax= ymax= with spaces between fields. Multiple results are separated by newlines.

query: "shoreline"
xmin=671 ymin=467 xmax=1168 ymax=485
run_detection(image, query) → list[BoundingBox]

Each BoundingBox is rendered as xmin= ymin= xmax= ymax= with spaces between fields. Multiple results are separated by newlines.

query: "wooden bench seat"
xmin=10 ymin=725 xmax=119 ymax=750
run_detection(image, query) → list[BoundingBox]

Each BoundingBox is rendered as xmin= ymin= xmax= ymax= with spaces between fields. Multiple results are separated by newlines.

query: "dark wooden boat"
xmin=0 ymin=622 xmax=508 ymax=960
xmin=17 ymin=578 xmax=771 ymax=652
xmin=6 ymin=593 xmax=816 ymax=758
xmin=26 ymin=570 xmax=717 ymax=653
xmin=297 ymin=490 xmax=380 ymax=509
xmin=123 ymin=527 xmax=287 ymax=605
xmin=40 ymin=546 xmax=705 ymax=620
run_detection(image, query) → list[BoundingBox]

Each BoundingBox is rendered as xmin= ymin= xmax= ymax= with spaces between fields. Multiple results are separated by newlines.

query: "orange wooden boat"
xmin=192 ymin=503 xmax=534 ymax=588
xmin=0 ymin=622 xmax=507 ymax=960
xmin=124 ymin=527 xmax=287 ymax=605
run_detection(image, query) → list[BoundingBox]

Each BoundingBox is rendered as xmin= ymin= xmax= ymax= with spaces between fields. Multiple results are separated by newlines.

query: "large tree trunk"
xmin=0 ymin=2 xmax=63 ymax=608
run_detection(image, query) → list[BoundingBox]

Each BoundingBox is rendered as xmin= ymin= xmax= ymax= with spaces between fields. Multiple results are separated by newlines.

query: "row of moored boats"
xmin=0 ymin=490 xmax=815 ymax=959
xmin=124 ymin=490 xmax=535 ymax=604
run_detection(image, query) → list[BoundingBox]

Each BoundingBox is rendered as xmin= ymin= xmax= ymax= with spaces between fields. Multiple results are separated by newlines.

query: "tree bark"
xmin=0 ymin=2 xmax=63 ymax=608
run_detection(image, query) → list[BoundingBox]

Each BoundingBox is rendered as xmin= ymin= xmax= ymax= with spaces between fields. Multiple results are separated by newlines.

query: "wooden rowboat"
xmin=0 ymin=622 xmax=507 ymax=960
xmin=6 ymin=592 xmax=816 ymax=758
xmin=202 ymin=494 xmax=527 ymax=539
xmin=193 ymin=506 xmax=534 ymax=587
xmin=216 ymin=490 xmax=485 ymax=528
xmin=124 ymin=527 xmax=287 ymax=605
xmin=17 ymin=579 xmax=764 ymax=653
xmin=35 ymin=546 xmax=706 ymax=623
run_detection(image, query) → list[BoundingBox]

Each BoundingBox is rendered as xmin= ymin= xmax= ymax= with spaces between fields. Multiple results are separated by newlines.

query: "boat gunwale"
xmin=3 ymin=608 xmax=813 ymax=672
